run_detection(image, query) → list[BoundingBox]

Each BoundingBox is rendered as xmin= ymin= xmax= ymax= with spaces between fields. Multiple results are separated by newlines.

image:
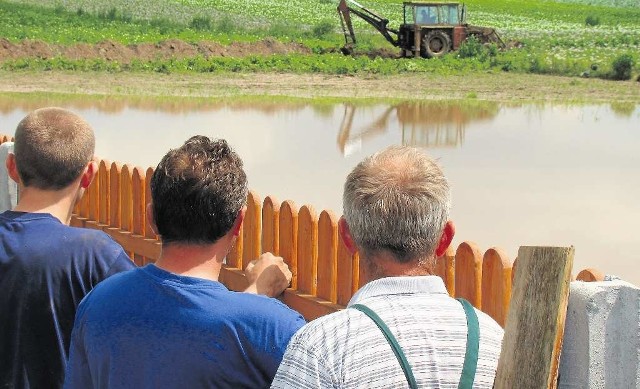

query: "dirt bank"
xmin=0 ymin=37 xmax=313 ymax=63
xmin=1 ymin=70 xmax=639 ymax=104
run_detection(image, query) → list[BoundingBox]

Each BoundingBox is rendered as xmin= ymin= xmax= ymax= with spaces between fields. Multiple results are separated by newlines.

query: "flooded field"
xmin=1 ymin=95 xmax=638 ymax=285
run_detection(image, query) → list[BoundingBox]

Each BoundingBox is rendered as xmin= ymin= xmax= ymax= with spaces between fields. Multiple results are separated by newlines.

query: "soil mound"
xmin=0 ymin=38 xmax=312 ymax=63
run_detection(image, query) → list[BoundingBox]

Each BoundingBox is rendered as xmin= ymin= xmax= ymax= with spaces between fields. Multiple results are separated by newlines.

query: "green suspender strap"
xmin=351 ymin=304 xmax=419 ymax=389
xmin=351 ymin=299 xmax=480 ymax=389
xmin=456 ymin=298 xmax=480 ymax=389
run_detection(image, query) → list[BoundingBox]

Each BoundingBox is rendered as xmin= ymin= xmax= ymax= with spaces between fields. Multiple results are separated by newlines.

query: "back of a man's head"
xmin=343 ymin=145 xmax=450 ymax=264
xmin=150 ymin=136 xmax=248 ymax=246
xmin=14 ymin=107 xmax=95 ymax=190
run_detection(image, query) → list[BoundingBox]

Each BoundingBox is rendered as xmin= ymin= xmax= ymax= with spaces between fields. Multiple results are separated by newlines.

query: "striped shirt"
xmin=271 ymin=276 xmax=503 ymax=388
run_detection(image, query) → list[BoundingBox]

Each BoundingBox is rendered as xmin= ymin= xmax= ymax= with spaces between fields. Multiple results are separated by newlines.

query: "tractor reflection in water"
xmin=337 ymin=101 xmax=499 ymax=156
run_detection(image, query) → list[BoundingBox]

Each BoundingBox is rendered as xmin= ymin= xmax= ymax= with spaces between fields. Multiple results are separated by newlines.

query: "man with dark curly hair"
xmin=65 ymin=136 xmax=305 ymax=389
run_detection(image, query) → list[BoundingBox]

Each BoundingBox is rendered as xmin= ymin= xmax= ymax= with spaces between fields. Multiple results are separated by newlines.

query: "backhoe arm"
xmin=337 ymin=0 xmax=398 ymax=54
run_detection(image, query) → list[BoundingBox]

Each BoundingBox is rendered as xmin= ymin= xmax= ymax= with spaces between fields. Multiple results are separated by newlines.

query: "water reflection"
xmin=338 ymin=101 xmax=500 ymax=155
xmin=0 ymin=93 xmax=638 ymax=286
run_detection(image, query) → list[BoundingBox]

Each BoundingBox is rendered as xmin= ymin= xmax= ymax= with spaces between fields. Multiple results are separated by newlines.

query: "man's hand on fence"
xmin=243 ymin=253 xmax=292 ymax=297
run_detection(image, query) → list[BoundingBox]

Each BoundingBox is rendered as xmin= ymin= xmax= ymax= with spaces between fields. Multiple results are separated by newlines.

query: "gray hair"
xmin=343 ymin=146 xmax=451 ymax=264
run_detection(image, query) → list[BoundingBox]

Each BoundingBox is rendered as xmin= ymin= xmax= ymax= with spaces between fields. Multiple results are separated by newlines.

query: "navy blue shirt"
xmin=0 ymin=211 xmax=135 ymax=389
xmin=64 ymin=264 xmax=306 ymax=389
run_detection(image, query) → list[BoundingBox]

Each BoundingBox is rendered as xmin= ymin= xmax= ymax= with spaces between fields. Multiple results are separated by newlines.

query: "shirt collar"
xmin=347 ymin=275 xmax=449 ymax=306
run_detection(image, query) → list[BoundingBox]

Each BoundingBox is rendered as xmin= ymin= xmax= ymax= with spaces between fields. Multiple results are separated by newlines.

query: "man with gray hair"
xmin=272 ymin=145 xmax=504 ymax=388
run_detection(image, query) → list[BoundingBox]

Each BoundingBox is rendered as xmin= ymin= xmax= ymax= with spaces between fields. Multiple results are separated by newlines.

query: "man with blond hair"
xmin=272 ymin=146 xmax=504 ymax=388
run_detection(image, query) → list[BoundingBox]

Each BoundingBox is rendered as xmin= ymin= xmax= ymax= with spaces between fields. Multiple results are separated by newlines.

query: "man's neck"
xmin=154 ymin=240 xmax=230 ymax=282
xmin=361 ymin=252 xmax=435 ymax=283
xmin=12 ymin=185 xmax=79 ymax=225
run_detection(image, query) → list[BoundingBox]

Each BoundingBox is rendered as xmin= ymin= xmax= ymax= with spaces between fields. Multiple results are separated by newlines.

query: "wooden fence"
xmin=0 ymin=134 xmax=604 ymax=324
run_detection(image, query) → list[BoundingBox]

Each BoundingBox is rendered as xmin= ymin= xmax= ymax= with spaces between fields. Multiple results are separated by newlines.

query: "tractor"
xmin=337 ymin=0 xmax=504 ymax=58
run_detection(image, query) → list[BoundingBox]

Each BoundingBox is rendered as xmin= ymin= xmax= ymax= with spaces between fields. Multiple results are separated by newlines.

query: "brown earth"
xmin=0 ymin=37 xmax=638 ymax=104
xmin=0 ymin=37 xmax=313 ymax=63
xmin=1 ymin=71 xmax=639 ymax=104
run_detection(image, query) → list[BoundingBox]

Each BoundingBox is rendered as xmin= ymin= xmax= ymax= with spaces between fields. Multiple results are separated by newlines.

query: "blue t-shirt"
xmin=0 ymin=211 xmax=136 ymax=389
xmin=64 ymin=264 xmax=306 ymax=389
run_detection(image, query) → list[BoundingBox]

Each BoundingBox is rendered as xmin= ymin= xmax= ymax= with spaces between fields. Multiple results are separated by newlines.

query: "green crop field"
xmin=0 ymin=0 xmax=638 ymax=79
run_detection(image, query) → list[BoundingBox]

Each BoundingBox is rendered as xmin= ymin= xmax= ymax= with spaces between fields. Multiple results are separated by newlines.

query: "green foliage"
xmin=98 ymin=7 xmax=132 ymax=23
xmin=585 ymin=15 xmax=600 ymax=26
xmin=0 ymin=0 xmax=639 ymax=81
xmin=457 ymin=36 xmax=484 ymax=59
xmin=190 ymin=16 xmax=212 ymax=31
xmin=311 ymin=20 xmax=334 ymax=39
xmin=610 ymin=53 xmax=635 ymax=80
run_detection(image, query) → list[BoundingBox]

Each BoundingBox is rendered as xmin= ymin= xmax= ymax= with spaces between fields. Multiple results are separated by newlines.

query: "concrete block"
xmin=558 ymin=280 xmax=640 ymax=389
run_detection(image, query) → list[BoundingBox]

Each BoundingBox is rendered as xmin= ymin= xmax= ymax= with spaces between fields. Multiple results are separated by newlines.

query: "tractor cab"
xmin=403 ymin=2 xmax=466 ymax=26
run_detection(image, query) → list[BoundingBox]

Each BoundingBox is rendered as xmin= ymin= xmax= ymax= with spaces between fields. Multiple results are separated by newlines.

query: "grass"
xmin=0 ymin=0 xmax=639 ymax=79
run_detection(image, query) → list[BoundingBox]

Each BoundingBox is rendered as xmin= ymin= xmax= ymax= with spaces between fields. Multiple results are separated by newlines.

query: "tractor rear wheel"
xmin=421 ymin=30 xmax=451 ymax=59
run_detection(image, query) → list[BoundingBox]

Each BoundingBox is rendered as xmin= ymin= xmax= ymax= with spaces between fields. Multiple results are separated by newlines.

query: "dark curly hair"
xmin=150 ymin=136 xmax=248 ymax=245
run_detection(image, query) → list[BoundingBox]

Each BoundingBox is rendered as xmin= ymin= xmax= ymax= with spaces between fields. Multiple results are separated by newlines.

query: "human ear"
xmin=231 ymin=207 xmax=246 ymax=237
xmin=80 ymin=160 xmax=98 ymax=189
xmin=338 ymin=216 xmax=358 ymax=255
xmin=435 ymin=221 xmax=455 ymax=257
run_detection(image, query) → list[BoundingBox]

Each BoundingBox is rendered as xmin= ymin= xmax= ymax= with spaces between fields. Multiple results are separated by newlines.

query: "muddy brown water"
xmin=1 ymin=96 xmax=639 ymax=286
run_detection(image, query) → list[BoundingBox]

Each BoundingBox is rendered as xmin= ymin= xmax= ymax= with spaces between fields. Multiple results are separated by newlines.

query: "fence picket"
xmin=109 ymin=163 xmax=122 ymax=228
xmin=455 ymin=241 xmax=483 ymax=308
xmin=120 ymin=165 xmax=133 ymax=233
xmin=98 ymin=161 xmax=110 ymax=225
xmin=241 ymin=191 xmax=261 ymax=269
xmin=317 ymin=211 xmax=338 ymax=303
xmin=297 ymin=206 xmax=317 ymax=295
xmin=279 ymin=201 xmax=298 ymax=289
xmin=482 ymin=247 xmax=512 ymax=327
xmin=576 ymin=268 xmax=604 ymax=282
xmin=262 ymin=196 xmax=280 ymax=255
xmin=131 ymin=167 xmax=146 ymax=266
xmin=144 ymin=167 xmax=154 ymax=238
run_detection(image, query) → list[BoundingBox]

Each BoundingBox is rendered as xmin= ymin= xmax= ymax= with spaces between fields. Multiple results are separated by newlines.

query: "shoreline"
xmin=1 ymin=70 xmax=639 ymax=104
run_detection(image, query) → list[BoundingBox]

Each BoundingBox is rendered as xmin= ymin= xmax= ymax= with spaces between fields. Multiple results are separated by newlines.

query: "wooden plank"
xmin=120 ymin=165 xmax=133 ymax=232
xmin=131 ymin=167 xmax=145 ymax=266
xmin=455 ymin=241 xmax=483 ymax=308
xmin=279 ymin=290 xmax=343 ymax=321
xmin=241 ymin=191 xmax=261 ymax=268
xmin=434 ymin=245 xmax=455 ymax=294
xmin=481 ymin=247 xmax=512 ymax=327
xmin=88 ymin=163 xmax=99 ymax=221
xmin=576 ymin=268 xmax=604 ymax=282
xmin=227 ymin=222 xmax=243 ymax=269
xmin=261 ymin=196 xmax=280 ymax=255
xmin=109 ymin=162 xmax=122 ymax=228
xmin=144 ymin=167 xmax=155 ymax=239
xmin=317 ymin=210 xmax=338 ymax=303
xmin=297 ymin=205 xmax=318 ymax=295
xmin=494 ymin=246 xmax=574 ymax=389
xmin=98 ymin=160 xmax=110 ymax=225
xmin=219 ymin=266 xmax=249 ymax=292
xmin=279 ymin=201 xmax=298 ymax=289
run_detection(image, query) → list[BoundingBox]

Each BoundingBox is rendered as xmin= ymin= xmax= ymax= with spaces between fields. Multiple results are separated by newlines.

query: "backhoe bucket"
xmin=466 ymin=25 xmax=506 ymax=49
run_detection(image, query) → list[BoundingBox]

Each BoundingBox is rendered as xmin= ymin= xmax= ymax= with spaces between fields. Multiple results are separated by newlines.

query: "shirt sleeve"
xmin=105 ymin=250 xmax=136 ymax=277
xmin=271 ymin=327 xmax=335 ymax=389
